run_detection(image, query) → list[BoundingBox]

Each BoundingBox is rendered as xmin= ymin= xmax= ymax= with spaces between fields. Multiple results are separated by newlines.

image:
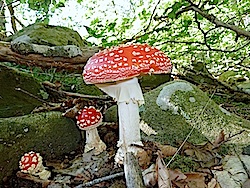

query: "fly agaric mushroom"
xmin=83 ymin=43 xmax=172 ymax=163
xmin=76 ymin=106 xmax=106 ymax=155
xmin=19 ymin=151 xmax=51 ymax=180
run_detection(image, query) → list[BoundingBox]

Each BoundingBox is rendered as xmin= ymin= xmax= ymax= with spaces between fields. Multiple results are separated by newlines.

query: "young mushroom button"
xmin=19 ymin=151 xmax=51 ymax=180
xmin=76 ymin=106 xmax=106 ymax=155
xmin=83 ymin=43 xmax=172 ymax=163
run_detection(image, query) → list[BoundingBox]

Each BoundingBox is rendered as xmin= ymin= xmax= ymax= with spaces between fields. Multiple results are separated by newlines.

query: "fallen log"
xmin=0 ymin=42 xmax=100 ymax=73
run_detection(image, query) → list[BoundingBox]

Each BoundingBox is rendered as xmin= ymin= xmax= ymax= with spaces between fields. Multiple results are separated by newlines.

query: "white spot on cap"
xmin=145 ymin=47 xmax=150 ymax=52
xmin=132 ymin=59 xmax=137 ymax=62
xmin=118 ymin=50 xmax=123 ymax=53
xmin=109 ymin=52 xmax=114 ymax=57
xmin=123 ymin=57 xmax=128 ymax=61
xmin=114 ymin=58 xmax=121 ymax=61
xmin=132 ymin=51 xmax=141 ymax=56
xmin=150 ymin=60 xmax=155 ymax=64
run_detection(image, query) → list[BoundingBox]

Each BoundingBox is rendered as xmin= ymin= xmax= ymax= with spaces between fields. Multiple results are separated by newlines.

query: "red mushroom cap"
xmin=83 ymin=43 xmax=172 ymax=84
xmin=76 ymin=106 xmax=103 ymax=130
xmin=19 ymin=151 xmax=42 ymax=173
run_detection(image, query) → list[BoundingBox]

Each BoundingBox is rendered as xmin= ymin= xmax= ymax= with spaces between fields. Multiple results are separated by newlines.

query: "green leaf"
xmin=197 ymin=14 xmax=203 ymax=20
xmin=107 ymin=22 xmax=116 ymax=32
xmin=167 ymin=2 xmax=182 ymax=19
xmin=209 ymin=0 xmax=219 ymax=5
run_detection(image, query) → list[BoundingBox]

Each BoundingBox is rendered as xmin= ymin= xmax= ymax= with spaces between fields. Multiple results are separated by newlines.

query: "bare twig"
xmin=75 ymin=172 xmax=124 ymax=187
xmin=15 ymin=87 xmax=49 ymax=104
xmin=177 ymin=5 xmax=250 ymax=39
xmin=144 ymin=0 xmax=162 ymax=32
xmin=43 ymin=85 xmax=110 ymax=100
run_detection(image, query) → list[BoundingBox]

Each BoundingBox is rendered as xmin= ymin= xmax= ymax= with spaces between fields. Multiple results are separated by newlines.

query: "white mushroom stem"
xmin=118 ymin=99 xmax=142 ymax=147
xmin=96 ymin=77 xmax=144 ymax=162
xmin=84 ymin=127 xmax=106 ymax=155
xmin=34 ymin=165 xmax=51 ymax=180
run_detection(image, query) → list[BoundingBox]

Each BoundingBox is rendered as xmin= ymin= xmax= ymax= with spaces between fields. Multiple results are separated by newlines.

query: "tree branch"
xmin=177 ymin=5 xmax=250 ymax=39
xmin=144 ymin=0 xmax=162 ymax=32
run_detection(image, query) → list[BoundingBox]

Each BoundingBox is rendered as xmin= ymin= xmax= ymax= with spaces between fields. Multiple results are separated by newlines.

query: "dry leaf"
xmin=157 ymin=143 xmax=178 ymax=157
xmin=156 ymin=153 xmax=172 ymax=188
xmin=136 ymin=149 xmax=152 ymax=169
xmin=208 ymin=178 xmax=221 ymax=188
xmin=183 ymin=142 xmax=221 ymax=168
xmin=185 ymin=172 xmax=207 ymax=188
xmin=213 ymin=130 xmax=225 ymax=147
xmin=169 ymin=169 xmax=187 ymax=182
xmin=142 ymin=164 xmax=157 ymax=187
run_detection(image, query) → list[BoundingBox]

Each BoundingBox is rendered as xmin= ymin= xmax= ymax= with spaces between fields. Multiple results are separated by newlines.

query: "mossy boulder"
xmin=0 ymin=111 xmax=81 ymax=184
xmin=105 ymin=80 xmax=250 ymax=146
xmin=7 ymin=23 xmax=92 ymax=57
xmin=6 ymin=23 xmax=86 ymax=47
xmin=0 ymin=64 xmax=43 ymax=118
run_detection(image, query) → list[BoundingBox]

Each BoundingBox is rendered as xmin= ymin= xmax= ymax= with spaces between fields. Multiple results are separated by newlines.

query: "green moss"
xmin=164 ymin=155 xmax=199 ymax=172
xmin=78 ymin=83 xmax=104 ymax=96
xmin=218 ymin=70 xmax=238 ymax=83
xmin=139 ymin=74 xmax=171 ymax=92
xmin=0 ymin=111 xmax=81 ymax=183
xmin=6 ymin=23 xmax=86 ymax=48
xmin=141 ymin=83 xmax=208 ymax=146
xmin=0 ymin=65 xmax=43 ymax=118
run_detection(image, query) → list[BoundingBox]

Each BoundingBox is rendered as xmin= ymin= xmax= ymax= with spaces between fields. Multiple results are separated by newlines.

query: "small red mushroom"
xmin=83 ymin=43 xmax=172 ymax=163
xmin=76 ymin=106 xmax=106 ymax=155
xmin=19 ymin=151 xmax=51 ymax=180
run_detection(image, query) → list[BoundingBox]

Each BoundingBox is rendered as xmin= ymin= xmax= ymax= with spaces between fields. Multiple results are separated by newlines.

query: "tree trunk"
xmin=0 ymin=0 xmax=7 ymax=40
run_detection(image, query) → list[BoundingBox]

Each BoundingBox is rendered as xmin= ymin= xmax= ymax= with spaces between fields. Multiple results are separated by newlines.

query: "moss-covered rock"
xmin=6 ymin=23 xmax=86 ymax=47
xmin=0 ymin=111 xmax=81 ymax=184
xmin=105 ymin=80 xmax=250 ymax=146
xmin=0 ymin=64 xmax=43 ymax=118
xmin=7 ymin=23 xmax=92 ymax=58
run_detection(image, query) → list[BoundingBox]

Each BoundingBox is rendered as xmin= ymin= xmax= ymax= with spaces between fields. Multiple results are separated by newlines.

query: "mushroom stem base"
xmin=84 ymin=128 xmax=106 ymax=155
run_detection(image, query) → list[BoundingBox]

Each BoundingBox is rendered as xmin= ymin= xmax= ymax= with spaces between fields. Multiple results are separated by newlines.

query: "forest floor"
xmin=2 ymin=65 xmax=250 ymax=188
